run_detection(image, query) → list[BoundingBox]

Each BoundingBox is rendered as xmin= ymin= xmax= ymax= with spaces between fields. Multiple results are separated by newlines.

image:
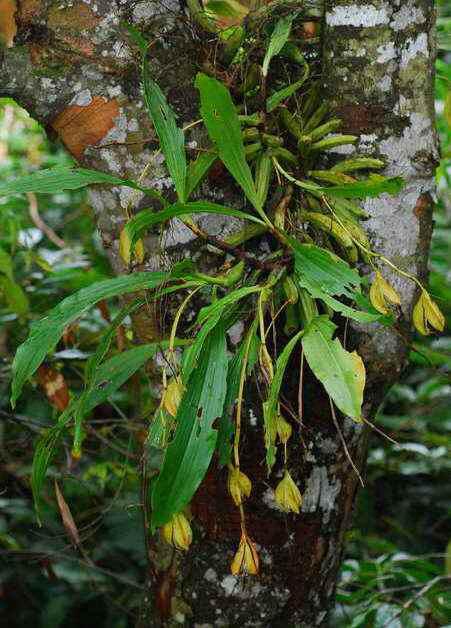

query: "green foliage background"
xmin=1 ymin=9 xmax=450 ymax=627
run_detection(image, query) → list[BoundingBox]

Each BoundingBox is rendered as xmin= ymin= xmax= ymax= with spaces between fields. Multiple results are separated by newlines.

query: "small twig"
xmin=361 ymin=416 xmax=399 ymax=445
xmin=329 ymin=397 xmax=365 ymax=487
xmin=382 ymin=576 xmax=451 ymax=627
xmin=27 ymin=192 xmax=66 ymax=248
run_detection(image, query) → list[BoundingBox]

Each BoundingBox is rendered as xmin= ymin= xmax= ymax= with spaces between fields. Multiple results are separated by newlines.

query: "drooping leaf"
xmin=324 ymin=175 xmax=405 ymax=199
xmin=266 ymin=66 xmax=309 ymax=113
xmin=32 ymin=408 xmax=73 ymax=521
xmin=186 ymin=150 xmax=217 ymax=198
xmin=143 ymin=58 xmax=187 ymax=202
xmin=0 ymin=276 xmax=29 ymax=316
xmin=195 ymin=72 xmax=261 ymax=211
xmin=217 ymin=319 xmax=259 ymax=466
xmin=0 ymin=246 xmax=13 ymax=280
xmin=262 ymin=16 xmax=294 ymax=77
xmin=292 ymin=242 xmax=380 ymax=323
xmin=0 ymin=166 xmax=166 ymax=204
xmin=301 ymin=316 xmax=365 ymax=420
xmin=151 ymin=324 xmax=229 ymax=528
xmin=123 ymin=201 xmax=266 ymax=253
xmin=11 ymin=272 xmax=168 ymax=406
xmin=196 ymin=285 xmax=262 ymax=325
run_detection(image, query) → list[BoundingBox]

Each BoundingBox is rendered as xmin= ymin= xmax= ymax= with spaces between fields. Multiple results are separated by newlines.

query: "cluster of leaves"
xmin=0 ymin=2 xmax=445 ymax=580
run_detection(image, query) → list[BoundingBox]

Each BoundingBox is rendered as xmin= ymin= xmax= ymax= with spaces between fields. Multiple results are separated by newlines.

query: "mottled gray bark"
xmin=0 ymin=1 xmax=437 ymax=626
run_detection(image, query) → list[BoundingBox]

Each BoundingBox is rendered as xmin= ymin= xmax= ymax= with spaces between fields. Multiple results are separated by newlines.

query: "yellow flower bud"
xmin=230 ymin=532 xmax=259 ymax=576
xmin=161 ymin=512 xmax=192 ymax=551
xmin=413 ymin=290 xmax=445 ymax=336
xmin=259 ymin=344 xmax=274 ymax=381
xmin=228 ymin=466 xmax=252 ymax=506
xmin=274 ymin=470 xmax=302 ymax=514
xmin=119 ymin=228 xmax=145 ymax=265
xmin=162 ymin=379 xmax=185 ymax=417
xmin=369 ymin=271 xmax=401 ymax=315
xmin=276 ymin=416 xmax=292 ymax=444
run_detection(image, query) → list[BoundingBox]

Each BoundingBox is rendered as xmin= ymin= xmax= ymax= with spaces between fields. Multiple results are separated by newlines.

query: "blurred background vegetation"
xmin=0 ymin=4 xmax=450 ymax=626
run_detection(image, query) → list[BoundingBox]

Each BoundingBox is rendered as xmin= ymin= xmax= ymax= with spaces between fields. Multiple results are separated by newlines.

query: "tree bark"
xmin=0 ymin=1 xmax=438 ymax=626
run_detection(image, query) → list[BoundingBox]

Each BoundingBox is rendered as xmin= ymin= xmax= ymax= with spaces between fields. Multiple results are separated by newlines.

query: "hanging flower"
xmin=228 ymin=466 xmax=252 ymax=506
xmin=161 ymin=512 xmax=192 ymax=551
xmin=230 ymin=532 xmax=259 ymax=576
xmin=413 ymin=290 xmax=445 ymax=335
xmin=274 ymin=470 xmax=302 ymax=514
xmin=276 ymin=415 xmax=292 ymax=444
xmin=369 ymin=271 xmax=401 ymax=315
xmin=162 ymin=379 xmax=185 ymax=417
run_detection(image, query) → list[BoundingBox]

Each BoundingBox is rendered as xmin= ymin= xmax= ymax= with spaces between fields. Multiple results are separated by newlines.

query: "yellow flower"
xmin=369 ymin=271 xmax=401 ymax=315
xmin=228 ymin=466 xmax=252 ymax=506
xmin=274 ymin=470 xmax=302 ymax=514
xmin=276 ymin=416 xmax=292 ymax=444
xmin=230 ymin=532 xmax=259 ymax=576
xmin=162 ymin=379 xmax=185 ymax=417
xmin=161 ymin=512 xmax=192 ymax=551
xmin=413 ymin=290 xmax=445 ymax=336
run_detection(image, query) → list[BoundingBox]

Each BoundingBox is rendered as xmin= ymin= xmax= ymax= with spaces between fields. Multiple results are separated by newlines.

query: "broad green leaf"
xmin=262 ymin=16 xmax=294 ymax=77
xmin=123 ymin=201 xmax=266 ymax=252
xmin=0 ymin=246 xmax=13 ymax=280
xmin=195 ymin=72 xmax=261 ymax=211
xmin=0 ymin=166 xmax=166 ymax=205
xmin=301 ymin=316 xmax=365 ymax=420
xmin=0 ymin=276 xmax=29 ymax=316
xmin=186 ymin=150 xmax=217 ymax=198
xmin=266 ymin=65 xmax=309 ymax=112
xmin=11 ymin=272 xmax=168 ymax=406
xmin=292 ymin=241 xmax=361 ymax=296
xmin=143 ymin=58 xmax=187 ymax=202
xmin=151 ymin=323 xmax=228 ymax=528
xmin=291 ymin=242 xmax=381 ymax=323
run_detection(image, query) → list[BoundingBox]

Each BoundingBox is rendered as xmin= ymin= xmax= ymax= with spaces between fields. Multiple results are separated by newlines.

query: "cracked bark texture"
xmin=0 ymin=1 xmax=437 ymax=626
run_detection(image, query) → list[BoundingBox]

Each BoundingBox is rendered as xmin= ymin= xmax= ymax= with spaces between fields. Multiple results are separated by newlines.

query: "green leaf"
xmin=0 ymin=276 xmax=29 ymax=316
xmin=143 ymin=58 xmax=187 ymax=202
xmin=301 ymin=316 xmax=365 ymax=420
xmin=291 ymin=242 xmax=381 ymax=323
xmin=266 ymin=66 xmax=309 ymax=112
xmin=217 ymin=319 xmax=259 ymax=465
xmin=11 ymin=272 xmax=168 ymax=406
xmin=32 ymin=408 xmax=73 ymax=522
xmin=123 ymin=201 xmax=266 ymax=252
xmin=186 ymin=150 xmax=217 ymax=198
xmin=195 ymin=72 xmax=261 ymax=211
xmin=196 ymin=285 xmax=261 ymax=325
xmin=262 ymin=16 xmax=294 ymax=77
xmin=0 ymin=166 xmax=166 ymax=205
xmin=151 ymin=323 xmax=228 ymax=528
xmin=0 ymin=246 xmax=13 ymax=280
xmin=324 ymin=175 xmax=405 ymax=199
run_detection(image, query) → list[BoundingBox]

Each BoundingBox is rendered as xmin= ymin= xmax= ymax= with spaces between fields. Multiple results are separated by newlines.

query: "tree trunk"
xmin=0 ymin=1 xmax=438 ymax=625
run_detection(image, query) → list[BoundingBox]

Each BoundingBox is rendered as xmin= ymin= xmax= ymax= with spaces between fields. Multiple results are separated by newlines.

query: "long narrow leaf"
xmin=151 ymin=324 xmax=228 ymax=528
xmin=262 ymin=16 xmax=294 ymax=77
xmin=11 ymin=272 xmax=168 ymax=406
xmin=266 ymin=65 xmax=309 ymax=112
xmin=195 ymin=73 xmax=261 ymax=211
xmin=143 ymin=58 xmax=187 ymax=202
xmin=123 ymin=201 xmax=266 ymax=252
xmin=0 ymin=166 xmax=166 ymax=204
